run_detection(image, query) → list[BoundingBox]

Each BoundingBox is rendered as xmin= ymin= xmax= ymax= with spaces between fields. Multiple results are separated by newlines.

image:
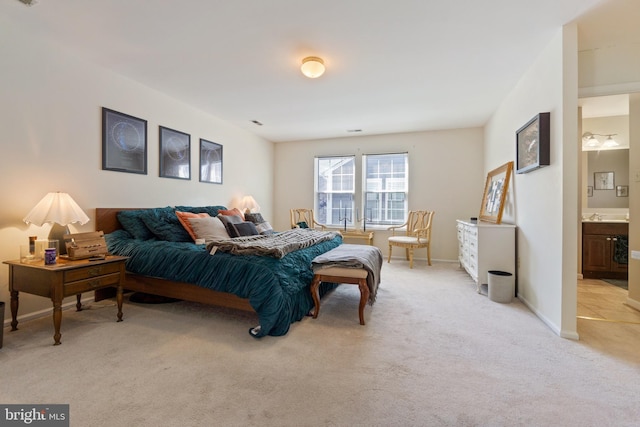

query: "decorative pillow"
xmin=175 ymin=205 xmax=227 ymax=217
xmin=141 ymin=207 xmax=192 ymax=242
xmin=218 ymin=208 xmax=245 ymax=220
xmin=244 ymin=212 xmax=264 ymax=224
xmin=296 ymin=221 xmax=309 ymax=229
xmin=244 ymin=212 xmax=274 ymax=235
xmin=217 ymin=214 xmax=246 ymax=238
xmin=255 ymin=222 xmax=274 ymax=235
xmin=117 ymin=210 xmax=155 ymax=240
xmin=175 ymin=211 xmax=211 ymax=241
xmin=234 ymin=221 xmax=260 ymax=237
xmin=187 ymin=216 xmax=230 ymax=241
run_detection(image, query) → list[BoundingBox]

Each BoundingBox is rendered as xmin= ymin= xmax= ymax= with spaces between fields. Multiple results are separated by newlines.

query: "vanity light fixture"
xmin=602 ymin=134 xmax=619 ymax=148
xmin=582 ymin=132 xmax=619 ymax=149
xmin=301 ymin=57 xmax=325 ymax=78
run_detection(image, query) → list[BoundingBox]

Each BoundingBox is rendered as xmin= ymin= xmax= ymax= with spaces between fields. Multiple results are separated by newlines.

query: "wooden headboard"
xmin=95 ymin=208 xmax=138 ymax=234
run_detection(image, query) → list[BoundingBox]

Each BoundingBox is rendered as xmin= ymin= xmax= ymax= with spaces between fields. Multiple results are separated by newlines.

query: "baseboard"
xmin=3 ymin=295 xmax=96 ymax=329
xmin=625 ymin=297 xmax=640 ymax=313
xmin=517 ymin=292 xmax=578 ymax=340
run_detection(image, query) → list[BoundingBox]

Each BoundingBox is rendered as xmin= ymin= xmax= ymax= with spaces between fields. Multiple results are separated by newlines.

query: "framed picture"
xmin=159 ymin=126 xmax=190 ymax=180
xmin=102 ymin=107 xmax=147 ymax=174
xmin=587 ymin=186 xmax=593 ymax=197
xmin=616 ymin=185 xmax=629 ymax=197
xmin=516 ymin=112 xmax=550 ymax=174
xmin=594 ymin=171 xmax=614 ymax=190
xmin=480 ymin=161 xmax=513 ymax=224
xmin=199 ymin=139 xmax=223 ymax=184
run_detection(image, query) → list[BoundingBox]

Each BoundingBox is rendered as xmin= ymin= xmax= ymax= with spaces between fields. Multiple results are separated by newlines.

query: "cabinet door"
xmin=583 ymin=234 xmax=611 ymax=272
xmin=610 ymin=236 xmax=629 ymax=273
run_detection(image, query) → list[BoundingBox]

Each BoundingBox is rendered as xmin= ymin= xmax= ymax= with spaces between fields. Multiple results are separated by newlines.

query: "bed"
xmin=95 ymin=207 xmax=342 ymax=337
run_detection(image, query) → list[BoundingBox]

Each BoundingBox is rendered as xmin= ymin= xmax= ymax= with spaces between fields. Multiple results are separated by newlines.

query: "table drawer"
xmin=64 ymin=272 xmax=121 ymax=295
xmin=63 ymin=262 xmax=121 ymax=282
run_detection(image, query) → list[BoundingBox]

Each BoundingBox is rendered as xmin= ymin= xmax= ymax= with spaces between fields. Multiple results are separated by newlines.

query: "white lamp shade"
xmin=602 ymin=136 xmax=619 ymax=147
xmin=23 ymin=192 xmax=90 ymax=226
xmin=301 ymin=57 xmax=325 ymax=78
xmin=240 ymin=195 xmax=260 ymax=213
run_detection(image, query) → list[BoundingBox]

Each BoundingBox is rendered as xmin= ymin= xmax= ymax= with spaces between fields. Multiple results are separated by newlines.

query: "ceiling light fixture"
xmin=301 ymin=56 xmax=325 ymax=78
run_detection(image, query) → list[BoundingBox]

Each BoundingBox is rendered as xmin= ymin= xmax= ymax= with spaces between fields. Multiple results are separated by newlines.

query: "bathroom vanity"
xmin=582 ymin=220 xmax=629 ymax=280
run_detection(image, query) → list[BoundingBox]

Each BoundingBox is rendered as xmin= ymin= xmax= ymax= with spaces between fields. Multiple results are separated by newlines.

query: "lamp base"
xmin=48 ymin=223 xmax=70 ymax=256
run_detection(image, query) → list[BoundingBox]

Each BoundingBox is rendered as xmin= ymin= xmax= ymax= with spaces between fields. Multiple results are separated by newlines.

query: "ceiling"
xmin=1 ymin=0 xmax=626 ymax=142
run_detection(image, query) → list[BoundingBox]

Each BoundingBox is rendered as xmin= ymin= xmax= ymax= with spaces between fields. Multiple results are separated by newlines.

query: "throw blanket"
xmin=311 ymin=243 xmax=383 ymax=304
xmin=206 ymin=228 xmax=341 ymax=258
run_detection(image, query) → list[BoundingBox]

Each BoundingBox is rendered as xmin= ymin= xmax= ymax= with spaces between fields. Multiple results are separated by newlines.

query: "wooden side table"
xmin=3 ymin=255 xmax=127 ymax=345
xmin=340 ymin=230 xmax=374 ymax=245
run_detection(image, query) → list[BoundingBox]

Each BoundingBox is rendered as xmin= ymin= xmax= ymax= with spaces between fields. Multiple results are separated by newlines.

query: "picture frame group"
xmin=101 ymin=107 xmax=223 ymax=184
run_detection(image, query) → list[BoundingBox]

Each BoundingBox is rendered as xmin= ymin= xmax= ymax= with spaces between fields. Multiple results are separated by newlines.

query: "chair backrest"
xmin=290 ymin=208 xmax=322 ymax=229
xmin=405 ymin=210 xmax=434 ymax=239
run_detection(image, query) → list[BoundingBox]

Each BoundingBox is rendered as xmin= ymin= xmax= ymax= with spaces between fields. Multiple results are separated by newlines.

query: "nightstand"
xmin=3 ymin=255 xmax=127 ymax=345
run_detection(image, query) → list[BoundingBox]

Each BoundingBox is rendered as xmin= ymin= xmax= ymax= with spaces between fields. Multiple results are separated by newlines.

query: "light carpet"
xmin=1 ymin=261 xmax=639 ymax=427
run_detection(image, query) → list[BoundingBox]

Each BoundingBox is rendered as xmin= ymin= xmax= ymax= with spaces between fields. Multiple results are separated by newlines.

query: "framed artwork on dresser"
xmin=480 ymin=161 xmax=513 ymax=224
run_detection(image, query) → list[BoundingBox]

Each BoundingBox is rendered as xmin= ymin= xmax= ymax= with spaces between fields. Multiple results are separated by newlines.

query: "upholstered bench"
xmin=310 ymin=267 xmax=370 ymax=325
xmin=310 ymin=244 xmax=383 ymax=326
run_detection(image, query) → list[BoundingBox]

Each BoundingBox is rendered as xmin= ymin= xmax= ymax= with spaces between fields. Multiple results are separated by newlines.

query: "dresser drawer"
xmin=64 ymin=272 xmax=121 ymax=295
xmin=63 ymin=262 xmax=121 ymax=282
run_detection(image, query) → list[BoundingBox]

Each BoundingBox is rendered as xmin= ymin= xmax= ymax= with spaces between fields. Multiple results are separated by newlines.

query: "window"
xmin=314 ymin=156 xmax=355 ymax=226
xmin=363 ymin=153 xmax=408 ymax=226
xmin=314 ymin=152 xmax=408 ymax=228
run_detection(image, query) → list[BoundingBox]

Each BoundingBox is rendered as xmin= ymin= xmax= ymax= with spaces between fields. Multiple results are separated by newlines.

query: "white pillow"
xmin=187 ymin=216 xmax=230 ymax=241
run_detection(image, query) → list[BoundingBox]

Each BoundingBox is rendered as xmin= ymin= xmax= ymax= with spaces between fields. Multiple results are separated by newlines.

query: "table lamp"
xmin=239 ymin=195 xmax=260 ymax=214
xmin=23 ymin=192 xmax=90 ymax=255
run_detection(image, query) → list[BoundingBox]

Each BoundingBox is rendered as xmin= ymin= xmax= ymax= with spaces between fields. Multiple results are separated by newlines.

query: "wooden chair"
xmin=290 ymin=208 xmax=327 ymax=230
xmin=387 ymin=210 xmax=434 ymax=268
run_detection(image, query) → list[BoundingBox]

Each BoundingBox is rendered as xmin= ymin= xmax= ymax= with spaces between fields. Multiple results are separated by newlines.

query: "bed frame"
xmin=94 ymin=208 xmax=253 ymax=312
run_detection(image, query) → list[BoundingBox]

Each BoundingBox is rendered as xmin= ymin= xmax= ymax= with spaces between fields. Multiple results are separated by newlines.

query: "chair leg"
xmin=405 ymin=248 xmax=409 ymax=261
xmin=387 ymin=245 xmax=392 ymax=263
xmin=408 ymin=248 xmax=414 ymax=269
xmin=427 ymin=244 xmax=432 ymax=266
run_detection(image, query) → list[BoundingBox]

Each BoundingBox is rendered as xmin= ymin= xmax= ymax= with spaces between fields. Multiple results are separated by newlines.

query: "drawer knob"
xmin=88 ymin=267 xmax=102 ymax=277
xmin=88 ymin=279 xmax=101 ymax=288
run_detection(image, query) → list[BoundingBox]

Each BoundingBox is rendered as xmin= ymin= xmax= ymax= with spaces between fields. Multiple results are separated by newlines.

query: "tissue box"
xmin=63 ymin=231 xmax=108 ymax=260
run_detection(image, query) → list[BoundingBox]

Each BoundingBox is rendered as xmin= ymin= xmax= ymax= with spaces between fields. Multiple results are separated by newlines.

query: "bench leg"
xmin=358 ymin=279 xmax=369 ymax=326
xmin=310 ymin=275 xmax=322 ymax=319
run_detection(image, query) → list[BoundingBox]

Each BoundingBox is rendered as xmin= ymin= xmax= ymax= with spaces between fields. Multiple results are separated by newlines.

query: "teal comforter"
xmin=106 ymin=230 xmax=342 ymax=337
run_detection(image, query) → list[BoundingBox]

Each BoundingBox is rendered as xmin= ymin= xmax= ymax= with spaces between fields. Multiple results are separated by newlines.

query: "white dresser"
xmin=456 ymin=220 xmax=516 ymax=292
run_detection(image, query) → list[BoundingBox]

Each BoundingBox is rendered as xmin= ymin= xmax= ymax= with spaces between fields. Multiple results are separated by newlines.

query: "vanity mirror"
xmin=586 ymin=148 xmax=629 ymax=208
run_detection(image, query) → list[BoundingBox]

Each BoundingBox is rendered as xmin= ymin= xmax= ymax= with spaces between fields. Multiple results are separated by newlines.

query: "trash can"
xmin=0 ymin=301 xmax=4 ymax=349
xmin=488 ymin=271 xmax=514 ymax=303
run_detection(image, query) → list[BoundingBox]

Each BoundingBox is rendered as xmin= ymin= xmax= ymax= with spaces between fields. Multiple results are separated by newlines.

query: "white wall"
xmin=627 ymin=94 xmax=640 ymax=308
xmin=273 ymin=129 xmax=484 ymax=261
xmin=576 ymin=0 xmax=640 ymax=310
xmin=485 ymin=25 xmax=579 ymax=338
xmin=0 ymin=19 xmax=274 ymax=322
